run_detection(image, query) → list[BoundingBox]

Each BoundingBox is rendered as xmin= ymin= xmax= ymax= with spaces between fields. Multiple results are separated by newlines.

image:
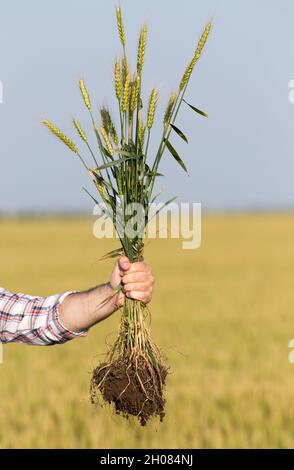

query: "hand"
xmin=110 ymin=256 xmax=155 ymax=307
xmin=59 ymin=256 xmax=155 ymax=333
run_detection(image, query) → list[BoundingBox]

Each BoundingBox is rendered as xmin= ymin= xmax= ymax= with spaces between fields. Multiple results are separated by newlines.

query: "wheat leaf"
xmin=116 ymin=149 xmax=143 ymax=158
xmin=96 ymin=156 xmax=134 ymax=171
xmin=82 ymin=187 xmax=99 ymax=205
xmin=100 ymin=247 xmax=124 ymax=261
xmin=170 ymin=124 xmax=188 ymax=143
xmin=164 ymin=139 xmax=188 ymax=173
xmin=183 ymin=99 xmax=208 ymax=118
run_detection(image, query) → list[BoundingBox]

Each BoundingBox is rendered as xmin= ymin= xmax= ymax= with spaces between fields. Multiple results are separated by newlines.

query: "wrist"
xmin=95 ymin=282 xmax=120 ymax=317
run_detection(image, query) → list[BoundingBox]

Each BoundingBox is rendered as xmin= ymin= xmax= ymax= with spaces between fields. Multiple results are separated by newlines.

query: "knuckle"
xmin=133 ymin=261 xmax=142 ymax=270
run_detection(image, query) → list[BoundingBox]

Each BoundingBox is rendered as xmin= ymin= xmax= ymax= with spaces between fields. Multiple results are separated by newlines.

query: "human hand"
xmin=110 ymin=256 xmax=155 ymax=307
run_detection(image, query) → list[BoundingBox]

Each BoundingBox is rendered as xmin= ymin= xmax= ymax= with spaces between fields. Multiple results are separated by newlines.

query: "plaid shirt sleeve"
xmin=0 ymin=288 xmax=88 ymax=345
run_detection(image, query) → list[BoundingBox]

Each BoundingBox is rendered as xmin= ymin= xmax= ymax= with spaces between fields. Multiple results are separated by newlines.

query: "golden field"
xmin=1 ymin=214 xmax=294 ymax=448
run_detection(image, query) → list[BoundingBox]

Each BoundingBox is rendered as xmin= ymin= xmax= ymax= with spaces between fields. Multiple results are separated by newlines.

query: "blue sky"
xmin=0 ymin=0 xmax=293 ymax=213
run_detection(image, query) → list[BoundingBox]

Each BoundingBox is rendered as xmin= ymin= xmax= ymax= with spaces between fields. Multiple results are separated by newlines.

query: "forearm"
xmin=0 ymin=258 xmax=153 ymax=346
xmin=0 ymin=288 xmax=87 ymax=345
xmin=59 ymin=282 xmax=118 ymax=333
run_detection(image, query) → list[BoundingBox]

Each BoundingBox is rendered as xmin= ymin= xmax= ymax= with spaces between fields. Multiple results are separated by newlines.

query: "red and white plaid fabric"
xmin=0 ymin=288 xmax=87 ymax=345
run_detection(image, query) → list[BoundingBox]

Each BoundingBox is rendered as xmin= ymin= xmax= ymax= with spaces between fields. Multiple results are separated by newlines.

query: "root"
xmin=90 ymin=298 xmax=169 ymax=425
xmin=91 ymin=354 xmax=168 ymax=426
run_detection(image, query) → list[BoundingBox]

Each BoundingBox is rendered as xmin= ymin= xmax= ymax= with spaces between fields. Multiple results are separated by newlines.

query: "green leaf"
xmin=83 ymin=187 xmax=114 ymax=217
xmin=147 ymin=172 xmax=164 ymax=177
xmin=147 ymin=345 xmax=159 ymax=372
xmin=148 ymin=195 xmax=178 ymax=222
xmin=116 ymin=149 xmax=143 ymax=158
xmin=183 ymin=99 xmax=208 ymax=118
xmin=102 ymin=146 xmax=114 ymax=160
xmin=143 ymin=164 xmax=164 ymax=178
xmin=82 ymin=187 xmax=99 ymax=205
xmin=96 ymin=156 xmax=133 ymax=171
xmin=170 ymin=124 xmax=188 ymax=143
xmin=100 ymin=247 xmax=124 ymax=261
xmin=153 ymin=195 xmax=178 ymax=217
xmin=150 ymin=189 xmax=164 ymax=204
xmin=88 ymin=169 xmax=112 ymax=190
xmin=164 ymin=139 xmax=187 ymax=173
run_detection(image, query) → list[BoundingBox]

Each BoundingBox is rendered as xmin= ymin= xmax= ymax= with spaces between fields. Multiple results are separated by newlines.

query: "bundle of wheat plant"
xmin=43 ymin=6 xmax=211 ymax=425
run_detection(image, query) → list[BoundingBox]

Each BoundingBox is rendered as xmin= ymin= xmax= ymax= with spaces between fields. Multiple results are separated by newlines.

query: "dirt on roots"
xmin=91 ymin=358 xmax=168 ymax=426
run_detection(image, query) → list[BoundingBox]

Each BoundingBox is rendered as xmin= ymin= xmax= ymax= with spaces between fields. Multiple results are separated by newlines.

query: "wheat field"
xmin=1 ymin=215 xmax=294 ymax=448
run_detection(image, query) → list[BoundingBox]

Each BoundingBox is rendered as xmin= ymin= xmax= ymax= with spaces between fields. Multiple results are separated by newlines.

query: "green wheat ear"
xmin=79 ymin=79 xmax=91 ymax=111
xmin=116 ymin=5 xmax=126 ymax=47
xmin=147 ymin=89 xmax=158 ymax=129
xmin=164 ymin=91 xmax=177 ymax=126
xmin=42 ymin=120 xmax=78 ymax=153
xmin=130 ymin=75 xmax=141 ymax=114
xmin=137 ymin=24 xmax=148 ymax=75
xmin=121 ymin=56 xmax=129 ymax=89
xmin=100 ymin=127 xmax=115 ymax=157
xmin=100 ymin=108 xmax=119 ymax=146
xmin=180 ymin=21 xmax=212 ymax=91
xmin=114 ymin=61 xmax=121 ymax=101
xmin=73 ymin=118 xmax=87 ymax=143
xmin=138 ymin=119 xmax=146 ymax=150
xmin=122 ymin=72 xmax=131 ymax=113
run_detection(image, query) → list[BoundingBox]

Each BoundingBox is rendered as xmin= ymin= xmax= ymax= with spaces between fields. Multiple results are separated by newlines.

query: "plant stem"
xmin=86 ymin=142 xmax=98 ymax=167
xmin=148 ymin=81 xmax=189 ymax=199
xmin=77 ymin=152 xmax=88 ymax=171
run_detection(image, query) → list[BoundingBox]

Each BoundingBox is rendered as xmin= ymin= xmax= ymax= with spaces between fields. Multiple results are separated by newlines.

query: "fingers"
xmin=123 ymin=261 xmax=151 ymax=274
xmin=122 ymin=271 xmax=154 ymax=285
xmin=123 ymin=282 xmax=150 ymax=292
xmin=115 ymin=258 xmax=155 ymax=304
xmin=122 ymin=263 xmax=154 ymax=304
xmin=126 ymin=290 xmax=152 ymax=304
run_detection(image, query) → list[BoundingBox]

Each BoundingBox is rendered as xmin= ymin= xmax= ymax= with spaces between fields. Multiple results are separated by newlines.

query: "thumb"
xmin=118 ymin=256 xmax=131 ymax=272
